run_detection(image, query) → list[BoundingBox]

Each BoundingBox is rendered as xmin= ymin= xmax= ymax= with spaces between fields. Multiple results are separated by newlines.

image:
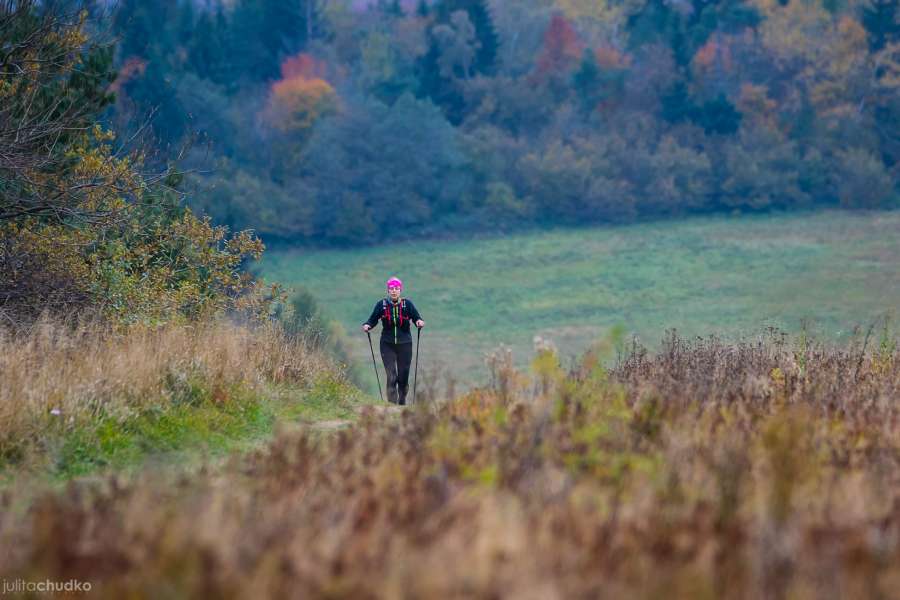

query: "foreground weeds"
xmin=1 ymin=329 xmax=899 ymax=598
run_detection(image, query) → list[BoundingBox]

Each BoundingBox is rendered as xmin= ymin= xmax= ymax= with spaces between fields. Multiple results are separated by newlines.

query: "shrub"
xmin=834 ymin=147 xmax=895 ymax=209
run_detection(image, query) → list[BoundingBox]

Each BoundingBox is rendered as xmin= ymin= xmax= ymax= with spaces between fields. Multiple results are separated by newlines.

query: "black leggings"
xmin=380 ymin=340 xmax=413 ymax=405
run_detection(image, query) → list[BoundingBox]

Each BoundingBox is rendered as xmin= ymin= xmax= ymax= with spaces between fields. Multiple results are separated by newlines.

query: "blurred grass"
xmin=0 ymin=319 xmax=386 ymax=484
xmin=261 ymin=210 xmax=900 ymax=388
xmin=1 ymin=372 xmax=374 ymax=484
xmin=6 ymin=330 xmax=897 ymax=598
xmin=43 ymin=376 xmax=369 ymax=481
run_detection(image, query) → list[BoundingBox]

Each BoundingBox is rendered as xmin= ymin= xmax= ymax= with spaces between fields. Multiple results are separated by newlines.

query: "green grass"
xmin=260 ymin=210 xmax=900 ymax=389
xmin=0 ymin=375 xmax=375 ymax=483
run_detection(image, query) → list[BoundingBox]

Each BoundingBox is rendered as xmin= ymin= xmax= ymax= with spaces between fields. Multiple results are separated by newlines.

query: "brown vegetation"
xmin=0 ymin=319 xmax=336 ymax=465
xmin=1 ymin=329 xmax=897 ymax=598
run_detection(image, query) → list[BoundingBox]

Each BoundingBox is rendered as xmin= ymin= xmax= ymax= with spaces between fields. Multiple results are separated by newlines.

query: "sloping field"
xmin=262 ymin=210 xmax=900 ymax=392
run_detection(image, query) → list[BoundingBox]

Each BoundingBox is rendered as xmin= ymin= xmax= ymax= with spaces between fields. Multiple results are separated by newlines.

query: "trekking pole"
xmin=413 ymin=326 xmax=421 ymax=405
xmin=366 ymin=330 xmax=385 ymax=403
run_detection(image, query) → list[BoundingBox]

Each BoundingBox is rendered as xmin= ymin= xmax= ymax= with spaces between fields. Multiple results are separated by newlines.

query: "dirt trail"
xmin=307 ymin=404 xmax=404 ymax=431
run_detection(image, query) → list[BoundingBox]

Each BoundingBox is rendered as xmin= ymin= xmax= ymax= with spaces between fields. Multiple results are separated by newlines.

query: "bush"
xmin=834 ymin=147 xmax=895 ymax=209
xmin=718 ymin=127 xmax=812 ymax=211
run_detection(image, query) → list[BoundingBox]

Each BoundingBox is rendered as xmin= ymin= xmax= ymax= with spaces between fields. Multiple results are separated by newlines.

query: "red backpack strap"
xmin=382 ymin=299 xmax=389 ymax=322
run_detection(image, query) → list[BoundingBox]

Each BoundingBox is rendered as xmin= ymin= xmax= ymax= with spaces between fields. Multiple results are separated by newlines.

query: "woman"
xmin=362 ymin=277 xmax=425 ymax=405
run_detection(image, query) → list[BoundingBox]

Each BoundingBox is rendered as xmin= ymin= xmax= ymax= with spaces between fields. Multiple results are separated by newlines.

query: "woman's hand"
xmin=416 ymin=320 xmax=425 ymax=328
xmin=362 ymin=324 xmax=371 ymax=332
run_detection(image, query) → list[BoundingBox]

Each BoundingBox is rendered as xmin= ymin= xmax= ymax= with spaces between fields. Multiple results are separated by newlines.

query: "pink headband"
xmin=386 ymin=277 xmax=403 ymax=290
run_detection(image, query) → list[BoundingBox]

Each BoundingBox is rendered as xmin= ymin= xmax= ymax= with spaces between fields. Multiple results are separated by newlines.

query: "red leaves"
xmin=279 ymin=53 xmax=328 ymax=81
xmin=109 ymin=57 xmax=147 ymax=95
xmin=535 ymin=14 xmax=584 ymax=76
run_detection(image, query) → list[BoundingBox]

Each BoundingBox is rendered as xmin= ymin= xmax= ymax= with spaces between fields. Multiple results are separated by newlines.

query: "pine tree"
xmin=175 ymin=0 xmax=195 ymax=49
xmin=862 ymin=0 xmax=900 ymax=51
xmin=572 ymin=49 xmax=601 ymax=112
xmin=260 ymin=1 xmax=307 ymax=61
xmin=694 ymin=94 xmax=742 ymax=135
xmin=228 ymin=0 xmax=308 ymax=85
xmin=188 ymin=11 xmax=229 ymax=84
xmin=113 ymin=0 xmax=160 ymax=58
xmin=660 ymin=80 xmax=695 ymax=124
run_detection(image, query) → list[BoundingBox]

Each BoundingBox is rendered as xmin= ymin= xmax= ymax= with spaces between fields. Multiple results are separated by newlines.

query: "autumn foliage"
xmin=263 ymin=53 xmax=337 ymax=136
xmin=104 ymin=0 xmax=900 ymax=245
xmin=535 ymin=14 xmax=584 ymax=76
xmin=0 ymin=2 xmax=273 ymax=324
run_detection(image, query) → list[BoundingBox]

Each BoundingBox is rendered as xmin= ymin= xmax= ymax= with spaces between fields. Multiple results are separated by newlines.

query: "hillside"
xmin=262 ymin=210 xmax=900 ymax=393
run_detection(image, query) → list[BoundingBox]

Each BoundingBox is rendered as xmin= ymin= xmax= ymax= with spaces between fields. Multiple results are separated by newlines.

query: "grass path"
xmin=0 ymin=377 xmax=385 ymax=494
xmin=262 ymin=210 xmax=900 ymax=390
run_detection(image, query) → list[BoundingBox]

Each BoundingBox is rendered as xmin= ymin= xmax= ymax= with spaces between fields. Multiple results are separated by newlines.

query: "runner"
xmin=362 ymin=277 xmax=424 ymax=405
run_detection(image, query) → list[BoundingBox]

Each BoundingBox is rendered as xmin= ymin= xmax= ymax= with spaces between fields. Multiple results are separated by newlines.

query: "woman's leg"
xmin=396 ymin=342 xmax=413 ymax=405
xmin=379 ymin=339 xmax=400 ymax=404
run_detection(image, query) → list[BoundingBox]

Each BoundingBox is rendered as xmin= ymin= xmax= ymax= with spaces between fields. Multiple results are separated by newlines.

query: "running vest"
xmin=382 ymin=298 xmax=406 ymax=343
xmin=382 ymin=298 xmax=407 ymax=325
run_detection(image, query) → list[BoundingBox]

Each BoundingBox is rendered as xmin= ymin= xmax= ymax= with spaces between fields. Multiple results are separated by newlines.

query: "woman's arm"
xmin=362 ymin=301 xmax=382 ymax=331
xmin=407 ymin=300 xmax=424 ymax=328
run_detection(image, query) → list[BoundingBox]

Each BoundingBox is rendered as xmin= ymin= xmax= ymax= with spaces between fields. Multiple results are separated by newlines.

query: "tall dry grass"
xmin=0 ymin=328 xmax=898 ymax=598
xmin=0 ymin=318 xmax=338 ymax=463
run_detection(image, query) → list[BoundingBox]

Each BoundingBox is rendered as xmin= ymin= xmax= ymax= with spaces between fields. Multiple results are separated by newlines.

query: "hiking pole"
xmin=413 ymin=326 xmax=421 ymax=405
xmin=366 ymin=330 xmax=385 ymax=403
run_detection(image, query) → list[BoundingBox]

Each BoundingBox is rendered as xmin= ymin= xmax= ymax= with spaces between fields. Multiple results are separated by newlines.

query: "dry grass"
xmin=0 ymin=328 xmax=898 ymax=598
xmin=0 ymin=318 xmax=337 ymax=465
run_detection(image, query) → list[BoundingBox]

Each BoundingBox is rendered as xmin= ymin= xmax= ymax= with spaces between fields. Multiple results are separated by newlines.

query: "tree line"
xmin=105 ymin=0 xmax=900 ymax=245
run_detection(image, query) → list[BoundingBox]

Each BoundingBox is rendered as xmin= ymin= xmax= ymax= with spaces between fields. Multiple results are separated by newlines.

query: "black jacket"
xmin=364 ymin=298 xmax=423 ymax=344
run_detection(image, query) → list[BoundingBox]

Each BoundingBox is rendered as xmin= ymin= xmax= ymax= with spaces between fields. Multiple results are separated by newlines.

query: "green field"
xmin=261 ymin=210 xmax=900 ymax=392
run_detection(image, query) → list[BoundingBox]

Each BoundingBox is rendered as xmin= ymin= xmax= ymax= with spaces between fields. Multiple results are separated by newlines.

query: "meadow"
xmin=261 ymin=210 xmax=900 ymax=392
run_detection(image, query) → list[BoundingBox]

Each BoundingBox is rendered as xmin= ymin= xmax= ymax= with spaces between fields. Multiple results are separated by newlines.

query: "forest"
xmin=103 ymin=0 xmax=900 ymax=245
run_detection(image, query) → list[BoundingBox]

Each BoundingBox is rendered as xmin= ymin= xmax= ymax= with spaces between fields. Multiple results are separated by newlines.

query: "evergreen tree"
xmin=660 ymin=81 xmax=696 ymax=124
xmin=862 ymin=0 xmax=900 ymax=51
xmin=628 ymin=0 xmax=759 ymax=68
xmin=694 ymin=94 xmax=742 ymax=135
xmin=187 ymin=12 xmax=229 ymax=84
xmin=175 ymin=0 xmax=195 ymax=48
xmin=211 ymin=8 xmax=233 ymax=84
xmin=661 ymin=83 xmax=742 ymax=134
xmin=224 ymin=1 xmax=270 ymax=84
xmin=416 ymin=40 xmax=467 ymax=124
xmin=113 ymin=0 xmax=159 ymax=58
xmin=228 ymin=0 xmax=308 ymax=85
xmin=573 ymin=49 xmax=601 ymax=112
xmin=125 ymin=58 xmax=187 ymax=143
